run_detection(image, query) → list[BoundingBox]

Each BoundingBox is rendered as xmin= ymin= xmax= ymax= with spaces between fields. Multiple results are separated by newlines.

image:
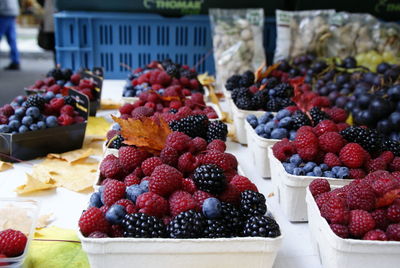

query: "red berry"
xmin=169 ymin=190 xmax=197 ymax=216
xmin=118 ymin=146 xmax=149 ymax=173
xmin=70 ymin=73 xmax=81 ymax=84
xmin=182 ymin=178 xmax=197 ymax=194
xmin=321 ymin=196 xmax=349 ymax=224
xmin=166 ymin=132 xmax=191 ymax=152
xmin=386 ymin=223 xmax=400 ymax=241
xmin=99 ymin=205 xmax=110 ymax=214
xmin=177 ymin=152 xmax=198 ymax=174
xmin=297 ymin=126 xmax=315 ymax=135
xmin=314 ymin=120 xmax=338 ymax=136
xmin=379 ymin=151 xmax=395 ymax=164
xmin=141 ymin=157 xmax=163 ymax=176
xmin=318 ymin=132 xmax=345 ymax=154
xmin=124 ymin=173 xmax=141 ymax=186
xmin=160 ymin=146 xmax=179 ymax=166
xmin=207 ymin=139 xmax=226 ymax=152
xmin=199 ymin=151 xmax=237 ymax=171
xmin=193 ymin=190 xmax=213 ymax=210
xmin=363 ymin=229 xmax=387 ymax=241
xmin=149 ymin=164 xmax=182 ymax=196
xmin=1 ymin=104 xmax=14 ymax=117
xmin=348 ymin=210 xmax=375 ymax=238
xmin=136 ymin=192 xmax=169 ymax=218
xmin=218 ymin=183 xmax=241 ymax=205
xmin=102 ymin=180 xmax=126 ymax=206
xmin=79 ymin=207 xmax=110 ymax=237
xmin=347 ymin=183 xmax=376 ymax=211
xmin=339 ymin=143 xmax=367 ymax=168
xmin=115 ymin=199 xmax=137 ymax=214
xmin=272 ymin=139 xmax=297 ymax=161
xmin=99 ymin=154 xmax=124 ymax=180
xmin=131 ymin=106 xmax=154 ymax=119
xmin=325 ymin=107 xmax=348 ymax=123
xmin=188 ymin=137 xmax=207 ymax=153
xmin=50 ymin=97 xmax=65 ymax=111
xmin=0 ymin=229 xmax=27 ymax=257
xmin=316 ymin=192 xmax=332 ymax=209
xmin=371 ymin=177 xmax=399 ymax=196
xmin=294 ymin=131 xmax=319 ymax=161
xmin=371 ymin=209 xmax=390 ymax=230
xmin=366 ymin=158 xmax=387 ymax=173
xmin=329 ymin=224 xmax=349 ymax=238
xmin=389 ymin=157 xmax=400 ymax=172
xmin=119 ymin=103 xmax=134 ymax=115
xmin=309 ymin=179 xmax=331 ymax=197
xmin=348 ymin=169 xmax=367 ymax=180
xmin=60 ymin=105 xmax=75 ymax=116
xmin=324 ymin=152 xmax=342 ymax=168
xmin=230 ymin=175 xmax=258 ymax=193
xmin=387 ymin=202 xmax=400 ymax=222
xmin=58 ymin=114 xmax=75 ymax=126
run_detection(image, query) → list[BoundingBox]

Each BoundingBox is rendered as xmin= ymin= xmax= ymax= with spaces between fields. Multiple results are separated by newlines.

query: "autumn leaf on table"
xmin=255 ymin=63 xmax=280 ymax=84
xmin=112 ymin=115 xmax=172 ymax=153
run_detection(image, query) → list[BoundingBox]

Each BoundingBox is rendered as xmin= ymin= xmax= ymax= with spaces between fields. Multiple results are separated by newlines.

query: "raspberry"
xmin=136 ymin=192 xmax=169 ymax=218
xmin=99 ymin=205 xmax=110 ymax=214
xmin=207 ymin=139 xmax=226 ymax=152
xmin=370 ymin=209 xmax=390 ymax=230
xmin=49 ymin=97 xmax=65 ymax=111
xmin=393 ymin=171 xmax=400 ymax=183
xmin=182 ymin=178 xmax=197 ymax=194
xmin=223 ymin=153 xmax=238 ymax=171
xmin=316 ymin=192 xmax=332 ymax=209
xmin=118 ymin=146 xmax=149 ymax=173
xmin=131 ymin=106 xmax=154 ymax=119
xmin=348 ymin=169 xmax=366 ymax=180
xmin=224 ymin=170 xmax=238 ymax=183
xmin=297 ymin=126 xmax=315 ymax=135
xmin=363 ymin=229 xmax=387 ymax=241
xmin=132 ymin=166 xmax=144 ymax=178
xmin=188 ymin=137 xmax=207 ymax=153
xmin=325 ymin=107 xmax=348 ymax=123
xmin=310 ymin=96 xmax=330 ymax=108
xmin=218 ymin=183 xmax=241 ymax=205
xmin=119 ymin=103 xmax=134 ymax=115
xmin=0 ymin=229 xmax=27 ymax=257
xmin=309 ymin=179 xmax=331 ymax=197
xmin=379 ymin=151 xmax=395 ymax=164
xmin=124 ymin=173 xmax=141 ymax=186
xmin=99 ymin=154 xmax=124 ymax=180
xmin=115 ymin=199 xmax=137 ymax=214
xmin=314 ymin=120 xmax=338 ymax=136
xmin=169 ymin=190 xmax=197 ymax=216
xmin=177 ymin=152 xmax=198 ymax=173
xmin=102 ymin=180 xmax=126 ymax=206
xmin=58 ymin=114 xmax=75 ymax=126
xmin=149 ymin=164 xmax=182 ymax=196
xmin=329 ymin=224 xmax=349 ymax=238
xmin=110 ymin=225 xmax=124 ymax=237
xmin=79 ymin=207 xmax=110 ymax=236
xmin=389 ymin=157 xmax=400 ymax=171
xmin=193 ymin=190 xmax=213 ymax=210
xmin=386 ymin=223 xmax=400 ymax=241
xmin=160 ymin=146 xmax=179 ymax=166
xmin=166 ymin=132 xmax=191 ymax=152
xmin=348 ymin=210 xmax=375 ymax=237
xmin=346 ymin=183 xmax=375 ymax=211
xmin=339 ymin=143 xmax=367 ymax=168
xmin=272 ymin=139 xmax=297 ymax=161
xmin=230 ymin=175 xmax=258 ymax=193
xmin=324 ymin=152 xmax=342 ymax=168
xmin=141 ymin=157 xmax=163 ymax=176
xmin=318 ymin=132 xmax=345 ymax=154
xmin=387 ymin=202 xmax=400 ymax=222
xmin=294 ymin=131 xmax=319 ymax=161
xmin=371 ymin=177 xmax=398 ymax=196
xmin=199 ymin=151 xmax=237 ymax=171
xmin=364 ymin=170 xmax=393 ymax=185
xmin=366 ymin=158 xmax=387 ymax=173
xmin=321 ymin=196 xmax=349 ymax=224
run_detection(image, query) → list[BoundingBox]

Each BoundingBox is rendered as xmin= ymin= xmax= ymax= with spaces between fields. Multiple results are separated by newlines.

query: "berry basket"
xmin=305 ymin=187 xmax=400 ymax=268
xmin=268 ymin=146 xmax=352 ymax=222
xmin=0 ymin=199 xmax=40 ymax=267
xmin=244 ymin=120 xmax=279 ymax=178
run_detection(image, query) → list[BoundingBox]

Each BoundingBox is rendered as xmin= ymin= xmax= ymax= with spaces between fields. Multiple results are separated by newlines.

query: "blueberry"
xmin=279 ymin=116 xmax=293 ymax=128
xmin=289 ymin=154 xmax=302 ymax=166
xmin=271 ymin=128 xmax=288 ymax=139
xmin=306 ymin=172 xmax=315 ymax=176
xmin=37 ymin=121 xmax=46 ymax=129
xmin=283 ymin=163 xmax=296 ymax=174
xmin=15 ymin=107 xmax=26 ymax=117
xmin=46 ymin=116 xmax=59 ymax=128
xmin=303 ymin=162 xmax=317 ymax=172
xmin=65 ymin=81 xmax=73 ymax=87
xmin=259 ymin=112 xmax=273 ymax=124
xmin=249 ymin=119 xmax=258 ymax=128
xmin=18 ymin=125 xmax=29 ymax=133
xmin=202 ymin=197 xmax=222 ymax=219
xmin=26 ymin=107 xmax=41 ymax=119
xmin=323 ymin=171 xmax=335 ymax=178
xmin=8 ymin=115 xmax=19 ymax=121
xmin=15 ymin=95 xmax=25 ymax=104
xmin=89 ymin=192 xmax=103 ymax=208
xmin=56 ymin=93 xmax=63 ymax=98
xmin=264 ymin=121 xmax=277 ymax=133
xmin=111 ymin=123 xmax=121 ymax=131
xmin=57 ymin=80 xmax=65 ymax=86
xmin=44 ymin=91 xmax=55 ymax=101
xmin=331 ymin=166 xmax=341 ymax=175
xmin=105 ymin=204 xmax=126 ymax=225
xmin=337 ymin=167 xmax=349 ymax=179
xmin=30 ymin=124 xmax=39 ymax=131
xmin=255 ymin=124 xmax=265 ymax=135
xmin=22 ymin=116 xmax=33 ymax=126
xmin=246 ymin=114 xmax=257 ymax=123
xmin=124 ymin=90 xmax=135 ymax=97
xmin=260 ymin=133 xmax=270 ymax=139
xmin=319 ymin=163 xmax=329 ymax=171
xmin=276 ymin=109 xmax=291 ymax=120
xmin=126 ymin=184 xmax=145 ymax=203
xmin=269 ymin=89 xmax=276 ymax=96
xmin=293 ymin=167 xmax=305 ymax=176
xmin=313 ymin=166 xmax=323 ymax=176
xmin=139 ymin=180 xmax=149 ymax=192
xmin=289 ymin=130 xmax=297 ymax=140
xmin=0 ymin=124 xmax=10 ymax=133
xmin=8 ymin=120 xmax=20 ymax=131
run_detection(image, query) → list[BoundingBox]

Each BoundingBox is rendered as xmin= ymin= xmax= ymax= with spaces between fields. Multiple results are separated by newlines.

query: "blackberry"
xmin=206 ymin=121 xmax=228 ymax=143
xmin=193 ymin=164 xmax=227 ymax=194
xmin=243 ymin=215 xmax=281 ymax=238
xmin=203 ymin=219 xmax=230 ymax=238
xmin=161 ymin=58 xmax=173 ymax=69
xmin=168 ymin=210 xmax=205 ymax=238
xmin=310 ymin=107 xmax=330 ymax=126
xmin=220 ymin=202 xmax=243 ymax=236
xmin=340 ymin=126 xmax=382 ymax=153
xmin=47 ymin=67 xmax=64 ymax=81
xmin=278 ymin=97 xmax=295 ymax=108
xmin=62 ymin=68 xmax=73 ymax=81
xmin=169 ymin=109 xmax=178 ymax=114
xmin=64 ymin=96 xmax=76 ymax=106
xmin=122 ymin=213 xmax=167 ymax=238
xmin=225 ymin=75 xmax=241 ymax=91
xmin=111 ymin=134 xmax=124 ymax=149
xmin=265 ymin=99 xmax=281 ymax=112
xmin=238 ymin=71 xmax=255 ymax=87
xmin=25 ymin=95 xmax=45 ymax=110
xmin=240 ymin=190 xmax=267 ymax=217
xmin=169 ymin=115 xmax=209 ymax=139
xmin=231 ymin=87 xmax=251 ymax=102
xmin=166 ymin=64 xmax=180 ymax=78
xmin=383 ymin=139 xmax=400 ymax=156
xmin=273 ymin=83 xmax=294 ymax=98
xmin=264 ymin=77 xmax=279 ymax=89
xmin=180 ymin=68 xmax=197 ymax=79
xmin=291 ymin=110 xmax=312 ymax=129
xmin=252 ymin=90 xmax=269 ymax=109
xmin=235 ymin=97 xmax=255 ymax=110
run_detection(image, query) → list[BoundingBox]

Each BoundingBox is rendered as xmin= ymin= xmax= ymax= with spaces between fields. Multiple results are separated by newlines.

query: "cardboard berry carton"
xmin=0 ymin=90 xmax=89 ymax=162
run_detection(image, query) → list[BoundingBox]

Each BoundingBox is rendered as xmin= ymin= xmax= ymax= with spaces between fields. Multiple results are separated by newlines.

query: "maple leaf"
xmin=255 ymin=63 xmax=280 ymax=83
xmin=112 ymin=115 xmax=172 ymax=153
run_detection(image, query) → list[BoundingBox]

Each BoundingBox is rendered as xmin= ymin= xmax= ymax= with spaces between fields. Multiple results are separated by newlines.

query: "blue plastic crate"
xmin=55 ymin=11 xmax=277 ymax=79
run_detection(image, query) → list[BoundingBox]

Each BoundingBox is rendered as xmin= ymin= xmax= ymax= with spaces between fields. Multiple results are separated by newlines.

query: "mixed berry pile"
xmin=123 ymin=59 xmax=204 ymax=98
xmin=0 ymin=229 xmax=27 ymax=257
xmin=79 ymin=131 xmax=281 ymax=239
xmin=0 ymin=93 xmax=84 ymax=133
xmin=26 ymin=67 xmax=100 ymax=101
xmin=310 ymin=174 xmax=400 ymax=241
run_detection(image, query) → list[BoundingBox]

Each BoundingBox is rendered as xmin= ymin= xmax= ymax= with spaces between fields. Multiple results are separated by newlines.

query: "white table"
xmin=0 ymin=80 xmax=322 ymax=268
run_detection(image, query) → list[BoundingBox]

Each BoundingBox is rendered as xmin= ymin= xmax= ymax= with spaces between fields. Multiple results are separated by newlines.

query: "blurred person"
xmin=0 ymin=0 xmax=20 ymax=70
xmin=37 ymin=0 xmax=55 ymax=65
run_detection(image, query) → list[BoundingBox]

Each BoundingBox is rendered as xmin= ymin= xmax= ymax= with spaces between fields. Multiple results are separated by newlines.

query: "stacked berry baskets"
xmin=79 ymin=121 xmax=283 ymax=267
